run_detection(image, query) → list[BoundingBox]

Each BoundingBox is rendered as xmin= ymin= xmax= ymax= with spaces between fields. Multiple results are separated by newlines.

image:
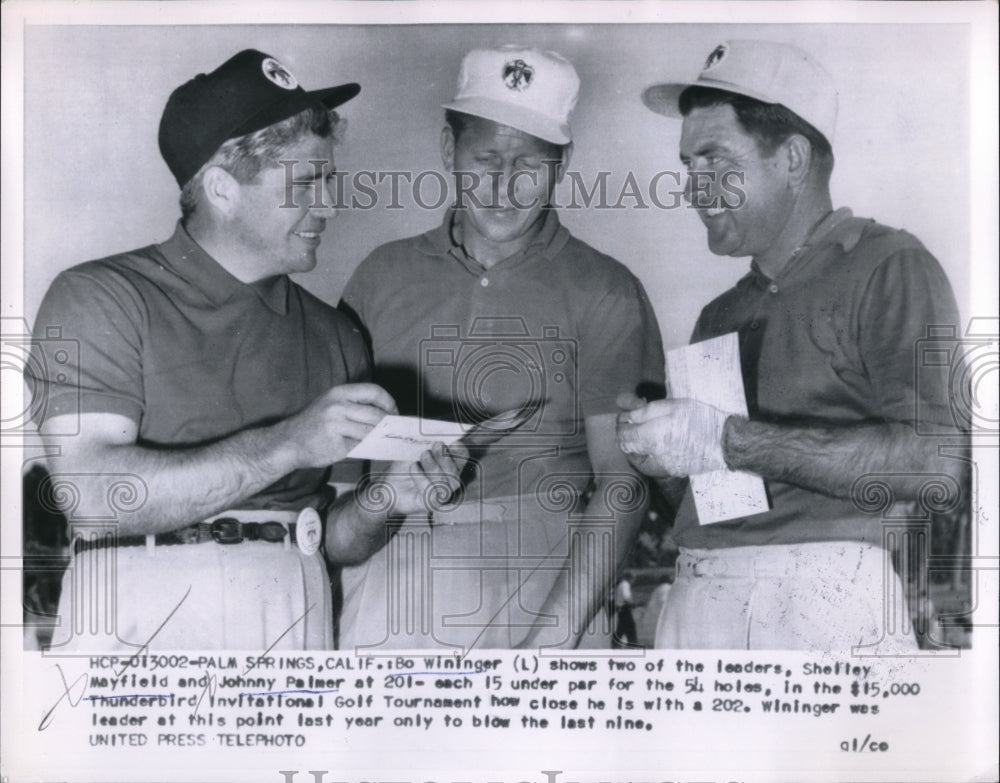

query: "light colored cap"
xmin=443 ymin=46 xmax=580 ymax=144
xmin=641 ymin=40 xmax=838 ymax=144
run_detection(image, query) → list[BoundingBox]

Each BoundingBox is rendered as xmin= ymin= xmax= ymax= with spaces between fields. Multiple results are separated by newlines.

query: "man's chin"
xmin=706 ymin=235 xmax=744 ymax=258
xmin=472 ymin=221 xmax=530 ymax=245
xmin=291 ymin=253 xmax=319 ymax=274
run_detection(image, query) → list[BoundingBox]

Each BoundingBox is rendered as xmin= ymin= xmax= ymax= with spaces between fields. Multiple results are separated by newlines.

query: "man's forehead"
xmin=458 ymin=116 xmax=551 ymax=148
xmin=679 ymin=104 xmax=749 ymax=151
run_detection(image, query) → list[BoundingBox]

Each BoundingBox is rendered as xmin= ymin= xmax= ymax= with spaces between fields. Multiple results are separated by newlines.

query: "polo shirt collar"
xmin=419 ymin=207 xmax=569 ymax=270
xmin=809 ymin=207 xmax=865 ymax=252
xmin=744 ymin=207 xmax=858 ymax=286
xmin=160 ymin=222 xmax=289 ymax=314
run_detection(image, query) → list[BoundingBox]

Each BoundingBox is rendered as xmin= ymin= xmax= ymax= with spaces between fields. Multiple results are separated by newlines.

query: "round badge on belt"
xmin=295 ymin=507 xmax=322 ymax=556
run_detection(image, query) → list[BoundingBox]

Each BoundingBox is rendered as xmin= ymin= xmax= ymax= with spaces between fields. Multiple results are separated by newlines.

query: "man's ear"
xmin=441 ymin=125 xmax=456 ymax=171
xmin=201 ymin=166 xmax=240 ymax=218
xmin=784 ymin=134 xmax=812 ymax=190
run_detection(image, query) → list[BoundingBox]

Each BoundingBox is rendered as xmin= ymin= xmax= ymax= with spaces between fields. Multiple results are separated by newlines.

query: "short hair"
xmin=180 ymin=104 xmax=342 ymax=221
xmin=444 ymin=109 xmax=568 ymax=159
xmin=678 ymin=86 xmax=834 ymax=178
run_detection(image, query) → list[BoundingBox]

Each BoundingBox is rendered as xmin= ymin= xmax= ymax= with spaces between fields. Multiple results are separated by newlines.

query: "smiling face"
xmin=679 ymin=103 xmax=795 ymax=261
xmin=229 ymin=132 xmax=337 ymax=278
xmin=443 ymin=115 xmax=568 ymax=262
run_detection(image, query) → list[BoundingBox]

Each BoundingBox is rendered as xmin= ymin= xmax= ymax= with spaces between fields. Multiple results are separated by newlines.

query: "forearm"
xmin=323 ymin=494 xmax=403 ymax=565
xmin=723 ymin=416 xmax=967 ymax=501
xmin=586 ymin=474 xmax=648 ymax=582
xmin=526 ymin=473 xmax=647 ymax=648
xmin=45 ymin=422 xmax=299 ymax=536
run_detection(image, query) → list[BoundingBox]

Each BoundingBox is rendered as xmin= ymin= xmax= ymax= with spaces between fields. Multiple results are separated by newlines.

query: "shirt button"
xmin=769 ymin=284 xmax=779 ymax=294
xmin=750 ymin=321 xmax=760 ymax=330
xmin=480 ymin=277 xmax=489 ymax=287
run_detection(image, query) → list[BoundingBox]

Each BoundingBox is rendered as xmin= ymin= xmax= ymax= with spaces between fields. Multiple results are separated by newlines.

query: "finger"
xmin=335 ymin=401 xmax=395 ymax=426
xmin=616 ymin=410 xmax=637 ymax=430
xmin=616 ymin=392 xmax=646 ymax=412
xmin=333 ymin=419 xmax=378 ymax=444
xmin=627 ymin=399 xmax=677 ymax=424
xmin=617 ymin=424 xmax=644 ymax=454
xmin=419 ymin=444 xmax=463 ymax=493
xmin=444 ymin=442 xmax=470 ymax=466
xmin=329 ymin=383 xmax=398 ymax=413
xmin=437 ymin=453 xmax=465 ymax=494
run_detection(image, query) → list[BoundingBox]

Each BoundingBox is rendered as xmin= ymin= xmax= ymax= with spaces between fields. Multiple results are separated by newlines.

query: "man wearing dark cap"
xmin=338 ymin=46 xmax=664 ymax=650
xmin=28 ymin=49 xmax=464 ymax=651
xmin=618 ymin=40 xmax=967 ymax=649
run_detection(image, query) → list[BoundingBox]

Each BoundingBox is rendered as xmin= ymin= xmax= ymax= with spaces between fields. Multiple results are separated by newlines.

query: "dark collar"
xmin=416 ymin=207 xmax=569 ymax=271
xmin=745 ymin=207 xmax=863 ymax=285
xmin=159 ymin=222 xmax=289 ymax=314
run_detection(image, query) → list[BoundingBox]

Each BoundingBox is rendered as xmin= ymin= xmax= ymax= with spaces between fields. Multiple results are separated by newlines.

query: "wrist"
xmin=327 ymin=499 xmax=397 ymax=564
xmin=721 ymin=414 xmax=748 ymax=471
xmin=265 ymin=418 xmax=304 ymax=474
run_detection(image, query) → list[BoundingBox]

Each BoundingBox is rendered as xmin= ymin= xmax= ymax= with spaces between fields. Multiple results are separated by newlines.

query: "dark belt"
xmin=73 ymin=517 xmax=300 ymax=554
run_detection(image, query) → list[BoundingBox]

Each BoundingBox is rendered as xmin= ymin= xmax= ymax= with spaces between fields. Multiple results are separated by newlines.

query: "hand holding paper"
xmin=346 ymin=415 xmax=469 ymax=462
xmin=362 ymin=442 xmax=468 ymax=518
xmin=616 ymin=333 xmax=769 ymax=524
xmin=346 ymin=405 xmax=538 ymax=518
xmin=346 ymin=401 xmax=542 ymax=461
xmin=618 ymin=397 xmax=728 ymax=477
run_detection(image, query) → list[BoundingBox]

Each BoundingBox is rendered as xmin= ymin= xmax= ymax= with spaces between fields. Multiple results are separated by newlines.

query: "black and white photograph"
xmin=2 ymin=2 xmax=997 ymax=782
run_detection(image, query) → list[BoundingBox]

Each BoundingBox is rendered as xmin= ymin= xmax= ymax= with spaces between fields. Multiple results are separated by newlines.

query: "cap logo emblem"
xmin=502 ymin=59 xmax=534 ymax=91
xmin=704 ymin=44 xmax=727 ymax=71
xmin=261 ymin=57 xmax=299 ymax=90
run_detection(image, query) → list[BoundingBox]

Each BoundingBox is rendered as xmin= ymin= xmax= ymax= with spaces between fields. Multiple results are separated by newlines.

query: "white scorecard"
xmin=346 ymin=415 xmax=471 ymax=461
xmin=666 ymin=332 xmax=770 ymax=524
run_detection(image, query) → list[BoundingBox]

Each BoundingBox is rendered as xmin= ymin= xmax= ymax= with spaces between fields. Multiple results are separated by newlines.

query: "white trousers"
xmin=338 ymin=494 xmax=613 ymax=652
xmin=50 ymin=532 xmax=332 ymax=651
xmin=656 ymin=541 xmax=919 ymax=651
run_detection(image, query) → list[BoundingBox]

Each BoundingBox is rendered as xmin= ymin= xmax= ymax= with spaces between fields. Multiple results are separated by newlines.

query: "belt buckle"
xmin=295 ymin=508 xmax=322 ymax=556
xmin=211 ymin=517 xmax=243 ymax=544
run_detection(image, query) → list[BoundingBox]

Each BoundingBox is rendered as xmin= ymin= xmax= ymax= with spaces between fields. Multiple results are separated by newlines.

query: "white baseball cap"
xmin=642 ymin=40 xmax=838 ymax=144
xmin=443 ymin=46 xmax=580 ymax=145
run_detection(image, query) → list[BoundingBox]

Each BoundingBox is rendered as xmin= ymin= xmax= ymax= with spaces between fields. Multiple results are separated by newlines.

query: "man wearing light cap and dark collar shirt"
xmin=339 ymin=46 xmax=664 ymax=650
xmin=28 ymin=49 xmax=465 ymax=651
xmin=619 ymin=40 xmax=968 ymax=649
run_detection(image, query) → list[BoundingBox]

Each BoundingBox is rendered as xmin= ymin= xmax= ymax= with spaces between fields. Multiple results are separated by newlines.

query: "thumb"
xmin=625 ymin=399 xmax=677 ymax=425
xmin=616 ymin=392 xmax=647 ymax=412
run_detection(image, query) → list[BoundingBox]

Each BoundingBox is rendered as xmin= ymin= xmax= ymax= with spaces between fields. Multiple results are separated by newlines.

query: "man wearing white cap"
xmin=619 ymin=40 xmax=966 ymax=649
xmin=339 ymin=46 xmax=664 ymax=650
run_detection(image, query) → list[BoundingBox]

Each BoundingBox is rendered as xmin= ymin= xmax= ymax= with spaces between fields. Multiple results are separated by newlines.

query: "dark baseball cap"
xmin=158 ymin=49 xmax=360 ymax=188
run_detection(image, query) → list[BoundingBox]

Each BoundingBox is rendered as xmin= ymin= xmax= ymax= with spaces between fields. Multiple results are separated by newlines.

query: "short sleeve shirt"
xmin=341 ymin=209 xmax=665 ymax=500
xmin=672 ymin=209 xmax=962 ymax=549
xmin=28 ymin=222 xmax=370 ymax=510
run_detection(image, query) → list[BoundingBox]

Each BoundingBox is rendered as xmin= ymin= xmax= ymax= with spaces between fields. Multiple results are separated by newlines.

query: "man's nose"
xmin=490 ymin=164 xmax=520 ymax=206
xmin=311 ymin=179 xmax=339 ymax=219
